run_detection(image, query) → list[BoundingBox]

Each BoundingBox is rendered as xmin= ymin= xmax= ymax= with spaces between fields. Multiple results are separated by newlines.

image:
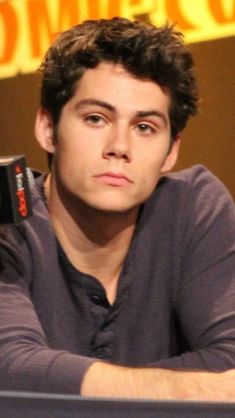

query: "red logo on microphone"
xmin=15 ymin=165 xmax=28 ymax=217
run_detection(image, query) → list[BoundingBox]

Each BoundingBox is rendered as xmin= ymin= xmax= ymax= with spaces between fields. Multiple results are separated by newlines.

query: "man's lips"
xmin=94 ymin=172 xmax=133 ymax=186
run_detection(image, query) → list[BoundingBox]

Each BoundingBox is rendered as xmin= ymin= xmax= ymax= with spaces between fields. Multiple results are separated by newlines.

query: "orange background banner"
xmin=0 ymin=0 xmax=235 ymax=79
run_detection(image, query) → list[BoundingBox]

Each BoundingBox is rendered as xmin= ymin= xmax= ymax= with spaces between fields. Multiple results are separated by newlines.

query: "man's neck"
xmin=44 ymin=174 xmax=138 ymax=304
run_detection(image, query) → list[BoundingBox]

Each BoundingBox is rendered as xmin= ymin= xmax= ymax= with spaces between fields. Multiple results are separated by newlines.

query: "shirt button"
xmin=90 ymin=294 xmax=102 ymax=304
xmin=96 ymin=349 xmax=106 ymax=359
xmin=102 ymin=326 xmax=109 ymax=333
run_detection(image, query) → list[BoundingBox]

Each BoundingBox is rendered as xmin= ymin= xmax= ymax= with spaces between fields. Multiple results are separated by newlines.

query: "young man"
xmin=0 ymin=17 xmax=235 ymax=400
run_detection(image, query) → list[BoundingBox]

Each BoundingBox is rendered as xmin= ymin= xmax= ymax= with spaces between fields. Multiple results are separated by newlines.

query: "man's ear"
xmin=160 ymin=135 xmax=181 ymax=174
xmin=34 ymin=107 xmax=55 ymax=153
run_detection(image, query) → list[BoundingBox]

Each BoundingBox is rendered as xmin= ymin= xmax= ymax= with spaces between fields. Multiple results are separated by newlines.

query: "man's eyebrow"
xmin=74 ymin=99 xmax=116 ymax=113
xmin=136 ymin=110 xmax=168 ymax=126
xmin=74 ymin=99 xmax=168 ymax=126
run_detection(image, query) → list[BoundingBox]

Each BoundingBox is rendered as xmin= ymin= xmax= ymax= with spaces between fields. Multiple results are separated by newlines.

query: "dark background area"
xmin=0 ymin=35 xmax=235 ymax=198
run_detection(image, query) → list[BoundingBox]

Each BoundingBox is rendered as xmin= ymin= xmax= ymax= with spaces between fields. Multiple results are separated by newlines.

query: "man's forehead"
xmin=72 ymin=62 xmax=171 ymax=113
xmin=75 ymin=61 xmax=168 ymax=91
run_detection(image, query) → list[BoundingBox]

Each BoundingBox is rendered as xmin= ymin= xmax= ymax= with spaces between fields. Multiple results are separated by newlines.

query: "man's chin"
xmin=64 ymin=191 xmax=141 ymax=218
xmin=90 ymin=204 xmax=138 ymax=217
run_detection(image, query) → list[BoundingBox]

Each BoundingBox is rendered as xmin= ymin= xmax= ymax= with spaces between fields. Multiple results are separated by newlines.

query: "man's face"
xmin=36 ymin=62 xmax=180 ymax=214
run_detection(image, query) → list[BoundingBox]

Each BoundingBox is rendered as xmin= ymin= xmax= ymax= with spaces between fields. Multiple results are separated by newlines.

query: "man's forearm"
xmin=81 ymin=362 xmax=235 ymax=401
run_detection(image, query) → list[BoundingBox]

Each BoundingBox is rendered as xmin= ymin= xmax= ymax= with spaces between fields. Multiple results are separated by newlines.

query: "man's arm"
xmin=2 ymin=267 xmax=233 ymax=401
xmin=1 ymin=167 xmax=235 ymax=397
xmin=155 ymin=167 xmax=235 ymax=370
xmin=81 ymin=169 xmax=235 ymax=402
xmin=81 ymin=362 xmax=235 ymax=401
xmin=1 ymin=241 xmax=235 ymax=401
xmin=0 ymin=231 xmax=95 ymax=394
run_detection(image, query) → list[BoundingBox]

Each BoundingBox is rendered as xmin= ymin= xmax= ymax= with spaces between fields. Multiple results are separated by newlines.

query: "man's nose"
xmin=102 ymin=125 xmax=132 ymax=162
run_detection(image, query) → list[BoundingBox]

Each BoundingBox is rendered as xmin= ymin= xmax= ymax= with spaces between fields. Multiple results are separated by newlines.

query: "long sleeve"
xmin=1 ymin=167 xmax=235 ymax=394
xmin=0 ymin=171 xmax=97 ymax=395
xmin=149 ymin=166 xmax=235 ymax=370
xmin=0 ymin=234 xmax=94 ymax=394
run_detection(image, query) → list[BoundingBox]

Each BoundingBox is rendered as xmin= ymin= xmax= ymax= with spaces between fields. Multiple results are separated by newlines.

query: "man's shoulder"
xmin=160 ymin=164 xmax=232 ymax=200
xmin=165 ymin=164 xmax=216 ymax=185
xmin=30 ymin=171 xmax=47 ymax=207
xmin=144 ymin=164 xmax=234 ymax=220
xmin=0 ymin=172 xmax=57 ymax=283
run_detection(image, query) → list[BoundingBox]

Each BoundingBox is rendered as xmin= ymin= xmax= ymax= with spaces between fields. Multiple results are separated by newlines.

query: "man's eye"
xmin=137 ymin=123 xmax=155 ymax=135
xmin=85 ymin=115 xmax=104 ymax=125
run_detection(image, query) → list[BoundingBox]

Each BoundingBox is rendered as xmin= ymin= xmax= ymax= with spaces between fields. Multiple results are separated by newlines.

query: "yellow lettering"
xmin=165 ymin=0 xmax=196 ymax=30
xmin=0 ymin=1 xmax=18 ymax=64
xmin=208 ymin=0 xmax=235 ymax=23
xmin=57 ymin=0 xmax=80 ymax=32
xmin=87 ymin=0 xmax=102 ymax=19
xmin=26 ymin=0 xmax=53 ymax=58
xmin=0 ymin=0 xmax=235 ymax=80
xmin=123 ymin=0 xmax=155 ymax=20
xmin=84 ymin=0 xmax=122 ymax=20
xmin=108 ymin=0 xmax=122 ymax=17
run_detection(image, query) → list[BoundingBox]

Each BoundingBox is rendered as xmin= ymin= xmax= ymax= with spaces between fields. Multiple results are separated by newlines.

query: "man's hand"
xmin=81 ymin=362 xmax=235 ymax=401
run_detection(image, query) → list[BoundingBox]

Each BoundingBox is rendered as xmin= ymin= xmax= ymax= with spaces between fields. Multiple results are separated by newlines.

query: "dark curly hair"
xmin=40 ymin=17 xmax=198 ymax=139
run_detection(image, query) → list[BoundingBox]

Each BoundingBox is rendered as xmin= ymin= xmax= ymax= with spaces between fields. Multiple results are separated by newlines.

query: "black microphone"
xmin=0 ymin=155 xmax=33 ymax=224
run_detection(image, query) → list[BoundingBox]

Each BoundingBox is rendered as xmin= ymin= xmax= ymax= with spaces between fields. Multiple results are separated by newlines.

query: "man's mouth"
xmin=94 ymin=172 xmax=132 ymax=187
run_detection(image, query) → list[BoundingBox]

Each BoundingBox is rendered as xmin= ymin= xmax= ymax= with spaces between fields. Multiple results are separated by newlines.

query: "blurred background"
xmin=0 ymin=0 xmax=235 ymax=198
